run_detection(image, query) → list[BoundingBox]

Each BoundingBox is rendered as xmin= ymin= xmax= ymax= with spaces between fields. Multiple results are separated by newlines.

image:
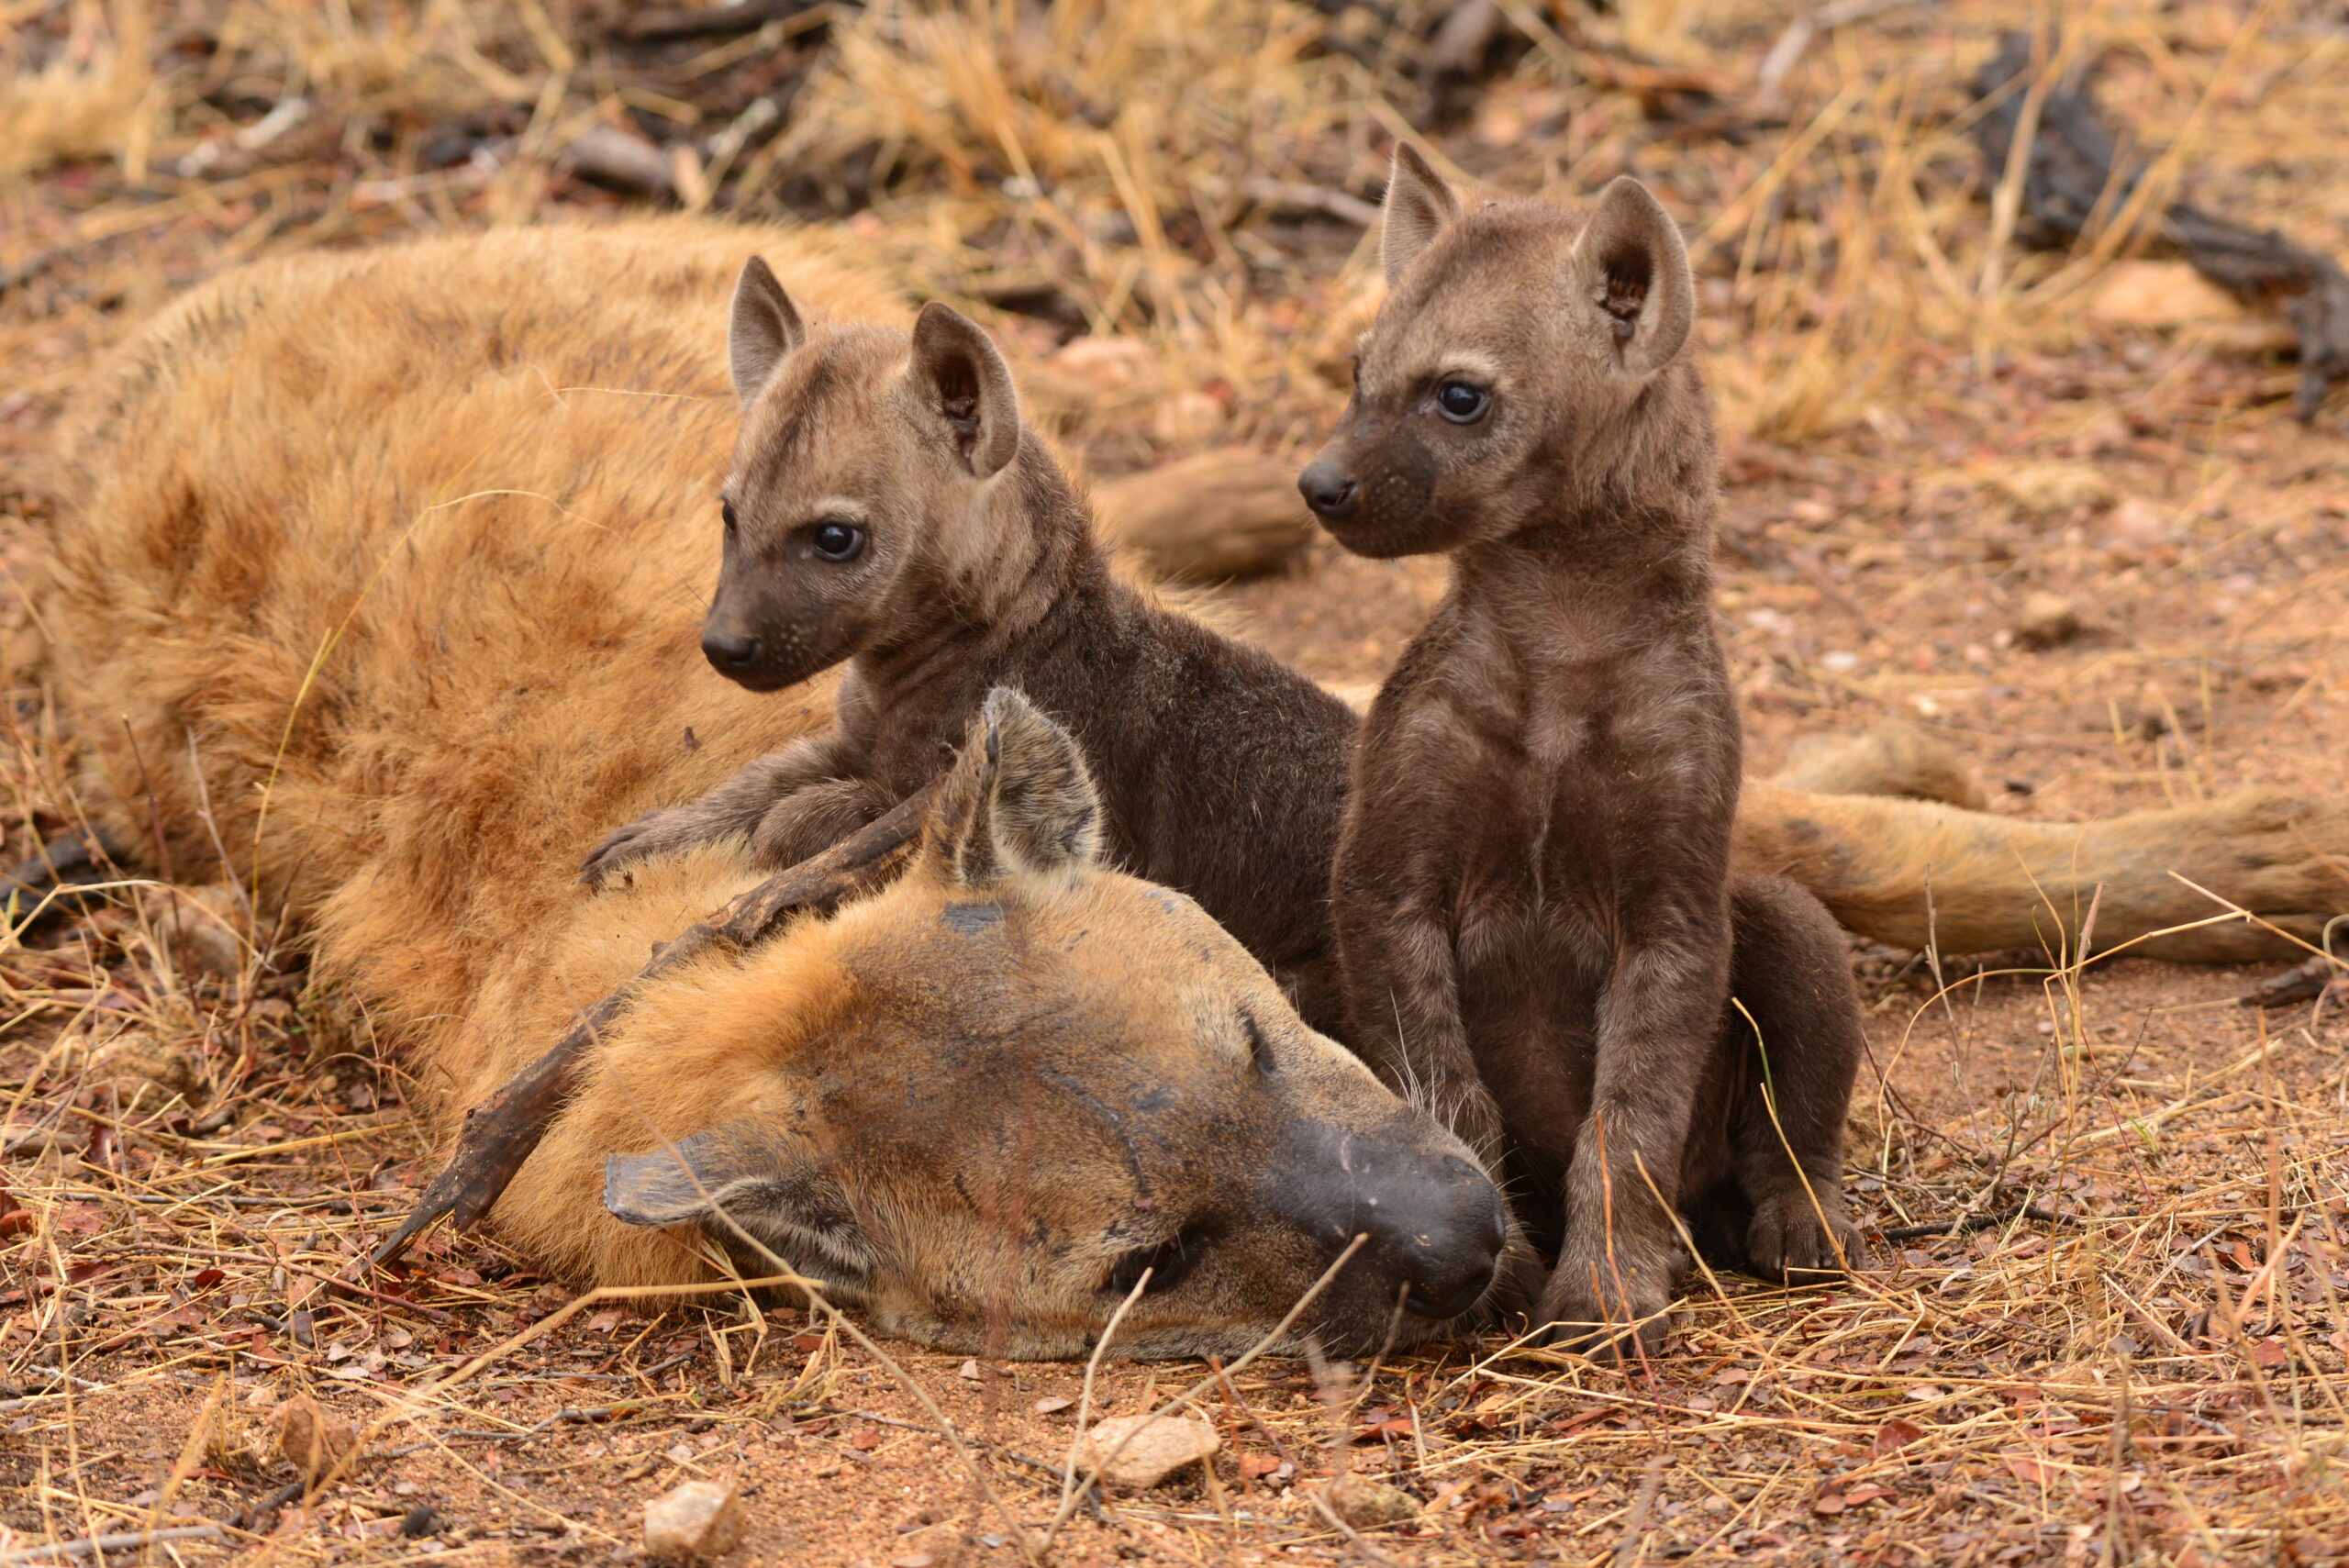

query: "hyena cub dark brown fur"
xmin=582 ymin=258 xmax=1364 ymax=1039
xmin=1298 ymin=146 xmax=1865 ymax=1350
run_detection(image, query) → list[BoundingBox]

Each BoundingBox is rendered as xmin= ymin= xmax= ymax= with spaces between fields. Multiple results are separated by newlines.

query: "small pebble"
xmin=1325 ymin=1472 xmax=1420 ymax=1529
xmin=1074 ymin=1413 xmax=1219 ymax=1489
xmin=2013 ymin=591 xmax=2087 ymax=650
xmin=642 ymin=1479 xmax=743 ymax=1561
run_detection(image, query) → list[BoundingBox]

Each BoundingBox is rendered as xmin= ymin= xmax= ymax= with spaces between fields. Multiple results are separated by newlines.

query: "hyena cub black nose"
xmin=701 ymin=628 xmax=763 ymax=673
xmin=1296 ymin=458 xmax=1359 ymax=519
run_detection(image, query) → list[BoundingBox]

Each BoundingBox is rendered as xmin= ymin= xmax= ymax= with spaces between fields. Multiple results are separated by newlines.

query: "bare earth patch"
xmin=4 ymin=0 xmax=2347 ymax=1562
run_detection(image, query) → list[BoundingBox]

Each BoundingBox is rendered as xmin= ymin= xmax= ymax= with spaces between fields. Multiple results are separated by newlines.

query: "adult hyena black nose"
xmin=1391 ymin=1155 xmax=1506 ymax=1316
xmin=1268 ymin=1126 xmax=1507 ymax=1320
xmin=1297 ymin=458 xmax=1359 ymax=519
xmin=701 ymin=628 xmax=763 ymax=673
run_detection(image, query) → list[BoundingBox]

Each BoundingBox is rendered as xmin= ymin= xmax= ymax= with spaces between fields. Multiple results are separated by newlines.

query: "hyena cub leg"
xmin=1330 ymin=866 xmax=1508 ymax=1167
xmin=580 ymin=734 xmax=864 ymax=886
xmin=1721 ymin=873 xmax=1865 ymax=1277
xmin=745 ymin=773 xmax=898 ymax=870
xmin=1539 ymin=929 xmax=1729 ymax=1356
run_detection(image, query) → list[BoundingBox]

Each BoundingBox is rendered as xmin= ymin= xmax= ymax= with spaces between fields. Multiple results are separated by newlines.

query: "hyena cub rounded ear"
xmin=1570 ymin=176 xmax=1696 ymax=379
xmin=729 ymin=255 xmax=807 ymax=408
xmin=907 ymin=302 xmax=1022 ymax=479
xmin=1381 ymin=141 xmax=1464 ymax=285
xmin=926 ymin=687 xmax=1102 ymax=887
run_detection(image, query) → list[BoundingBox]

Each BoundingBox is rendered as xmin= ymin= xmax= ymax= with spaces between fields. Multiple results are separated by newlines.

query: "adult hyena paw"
xmin=578 ymin=809 xmax=699 ymax=887
xmin=1529 ymin=1259 xmax=1676 ymax=1359
xmin=1746 ymin=1192 xmax=1865 ymax=1280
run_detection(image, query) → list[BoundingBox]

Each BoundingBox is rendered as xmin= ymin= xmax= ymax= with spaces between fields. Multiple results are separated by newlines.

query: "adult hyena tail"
xmin=1741 ymin=726 xmax=2349 ymax=963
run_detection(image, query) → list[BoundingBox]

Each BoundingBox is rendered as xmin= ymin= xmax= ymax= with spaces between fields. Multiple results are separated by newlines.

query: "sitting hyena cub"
xmin=1297 ymin=146 xmax=1866 ymax=1351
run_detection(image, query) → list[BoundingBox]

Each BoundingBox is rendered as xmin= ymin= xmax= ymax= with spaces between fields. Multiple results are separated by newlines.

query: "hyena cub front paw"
xmin=1529 ymin=1251 xmax=1679 ymax=1359
xmin=578 ymin=809 xmax=705 ymax=887
xmin=1745 ymin=1190 xmax=1865 ymax=1280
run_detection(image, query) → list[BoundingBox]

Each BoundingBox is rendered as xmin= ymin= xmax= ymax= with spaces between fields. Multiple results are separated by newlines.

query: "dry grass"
xmin=4 ymin=0 xmax=2349 ymax=1562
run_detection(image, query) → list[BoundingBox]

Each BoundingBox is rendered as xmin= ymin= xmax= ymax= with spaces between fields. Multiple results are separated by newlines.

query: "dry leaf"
xmin=274 ymin=1394 xmax=359 ymax=1485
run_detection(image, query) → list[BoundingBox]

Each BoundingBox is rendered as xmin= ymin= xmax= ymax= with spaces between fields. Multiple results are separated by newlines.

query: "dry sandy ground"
xmin=6 ymin=0 xmax=2349 ymax=1563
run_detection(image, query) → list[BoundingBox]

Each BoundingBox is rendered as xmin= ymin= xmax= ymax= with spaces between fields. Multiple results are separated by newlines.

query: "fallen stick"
xmin=370 ymin=784 xmax=937 ymax=1269
xmin=0 ymin=1526 xmax=227 ymax=1565
xmin=1972 ymin=31 xmax=2349 ymax=421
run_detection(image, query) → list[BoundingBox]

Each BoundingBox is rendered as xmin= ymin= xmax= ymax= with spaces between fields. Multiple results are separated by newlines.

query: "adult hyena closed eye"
xmin=1299 ymin=144 xmax=1865 ymax=1351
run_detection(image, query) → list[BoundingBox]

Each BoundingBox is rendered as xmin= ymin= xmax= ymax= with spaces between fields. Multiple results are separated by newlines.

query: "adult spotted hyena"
xmin=40 ymin=220 xmax=1505 ymax=1357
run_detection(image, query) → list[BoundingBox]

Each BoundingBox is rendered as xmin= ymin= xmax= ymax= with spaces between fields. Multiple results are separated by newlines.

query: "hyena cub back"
xmin=1301 ymin=145 xmax=1865 ymax=1351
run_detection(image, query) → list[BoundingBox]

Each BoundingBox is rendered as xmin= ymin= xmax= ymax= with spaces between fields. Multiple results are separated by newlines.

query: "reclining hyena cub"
xmin=1297 ymin=145 xmax=1866 ymax=1351
xmin=582 ymin=257 xmax=1361 ymax=1036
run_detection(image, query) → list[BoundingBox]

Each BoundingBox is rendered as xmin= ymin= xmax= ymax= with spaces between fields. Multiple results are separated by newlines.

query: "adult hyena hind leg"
xmin=1720 ymin=872 xmax=1867 ymax=1280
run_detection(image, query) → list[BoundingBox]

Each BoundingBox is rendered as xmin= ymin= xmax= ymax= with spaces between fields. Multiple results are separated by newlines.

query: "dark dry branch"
xmin=370 ymin=784 xmax=938 ymax=1270
xmin=610 ymin=0 xmax=835 ymax=43
xmin=1876 ymin=1202 xmax=2076 ymax=1243
xmin=1 ymin=828 xmax=124 ymax=935
xmin=1973 ymin=31 xmax=2349 ymax=421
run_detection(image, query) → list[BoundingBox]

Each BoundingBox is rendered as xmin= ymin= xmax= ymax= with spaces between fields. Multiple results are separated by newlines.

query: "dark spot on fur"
xmin=941 ymin=900 xmax=1006 ymax=935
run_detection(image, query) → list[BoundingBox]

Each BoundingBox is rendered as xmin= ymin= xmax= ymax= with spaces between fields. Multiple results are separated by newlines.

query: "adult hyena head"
xmin=696 ymin=257 xmax=1053 ymax=694
xmin=587 ymin=691 xmax=1508 ymax=1358
xmin=1297 ymin=143 xmax=1716 ymax=560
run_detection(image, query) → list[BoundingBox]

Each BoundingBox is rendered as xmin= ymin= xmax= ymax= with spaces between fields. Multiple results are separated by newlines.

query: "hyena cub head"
xmin=595 ymin=691 xmax=1508 ymax=1358
xmin=701 ymin=257 xmax=1043 ymax=692
xmin=1299 ymin=144 xmax=1712 ymax=559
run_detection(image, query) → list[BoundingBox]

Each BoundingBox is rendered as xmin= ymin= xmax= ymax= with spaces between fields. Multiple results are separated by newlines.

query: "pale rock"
xmin=564 ymin=125 xmax=674 ymax=199
xmin=150 ymin=884 xmax=247 ymax=979
xmin=80 ymin=1027 xmax=204 ymax=1108
xmin=2088 ymin=261 xmax=2243 ymax=329
xmin=1993 ymin=462 xmax=2112 ymax=516
xmin=1074 ymin=1412 xmax=1219 ymax=1488
xmin=1149 ymin=389 xmax=1225 ymax=447
xmin=1092 ymin=449 xmax=1316 ymax=583
xmin=1326 ymin=1472 xmax=1421 ymax=1529
xmin=2013 ymin=592 xmax=2086 ymax=650
xmin=642 ymin=1479 xmax=743 ymax=1561
xmin=2106 ymin=495 xmax=2172 ymax=547
xmin=2087 ymin=261 xmax=2297 ymax=353
xmin=1046 ymin=336 xmax=1152 ymax=395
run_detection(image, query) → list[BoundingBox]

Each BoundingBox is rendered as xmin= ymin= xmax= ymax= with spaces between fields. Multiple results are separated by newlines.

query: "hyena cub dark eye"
xmin=1434 ymin=382 xmax=1488 ymax=423
xmin=807 ymin=520 xmax=864 ymax=562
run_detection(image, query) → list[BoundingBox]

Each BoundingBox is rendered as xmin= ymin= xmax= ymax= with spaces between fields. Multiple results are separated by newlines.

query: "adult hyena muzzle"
xmin=1264 ymin=1116 xmax=1509 ymax=1320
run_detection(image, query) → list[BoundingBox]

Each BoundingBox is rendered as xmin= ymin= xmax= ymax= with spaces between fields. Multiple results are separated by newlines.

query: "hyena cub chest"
xmin=1396 ymin=648 xmax=1731 ymax=1129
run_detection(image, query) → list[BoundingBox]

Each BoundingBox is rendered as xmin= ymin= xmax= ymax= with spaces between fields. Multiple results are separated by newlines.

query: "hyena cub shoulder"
xmin=582 ymin=258 xmax=1357 ymax=1030
xmin=1299 ymin=146 xmax=1865 ymax=1351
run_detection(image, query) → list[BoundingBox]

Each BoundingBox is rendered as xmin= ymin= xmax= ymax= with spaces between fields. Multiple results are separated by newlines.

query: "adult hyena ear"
xmin=925 ymin=687 xmax=1102 ymax=887
xmin=907 ymin=302 xmax=1022 ymax=479
xmin=729 ymin=255 xmax=807 ymax=408
xmin=1382 ymin=141 xmax=1464 ymax=285
xmin=604 ymin=1120 xmax=874 ymax=1288
xmin=1568 ymin=176 xmax=1696 ymax=378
